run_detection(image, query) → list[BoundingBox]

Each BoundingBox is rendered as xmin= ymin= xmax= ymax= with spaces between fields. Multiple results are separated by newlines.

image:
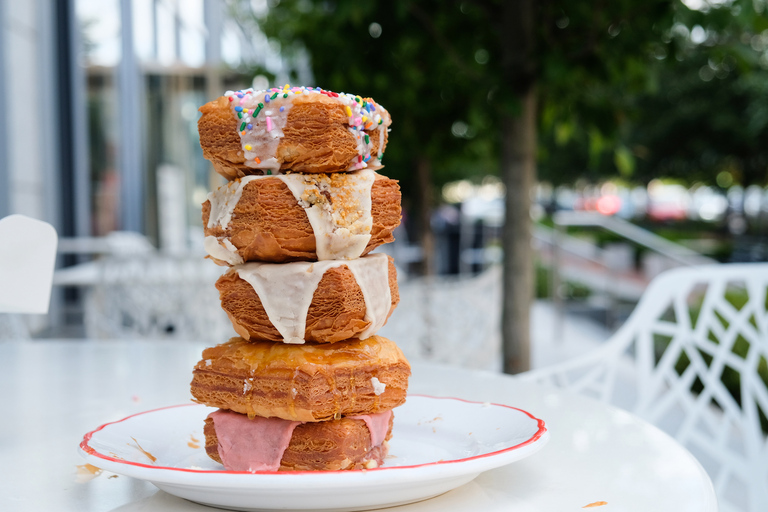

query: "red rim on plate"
xmin=79 ymin=395 xmax=547 ymax=475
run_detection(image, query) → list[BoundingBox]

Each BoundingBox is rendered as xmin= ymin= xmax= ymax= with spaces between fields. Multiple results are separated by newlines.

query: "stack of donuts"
xmin=190 ymin=85 xmax=411 ymax=472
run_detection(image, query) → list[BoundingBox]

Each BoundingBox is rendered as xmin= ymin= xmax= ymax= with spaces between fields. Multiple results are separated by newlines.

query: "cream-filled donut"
xmin=202 ymin=170 xmax=401 ymax=264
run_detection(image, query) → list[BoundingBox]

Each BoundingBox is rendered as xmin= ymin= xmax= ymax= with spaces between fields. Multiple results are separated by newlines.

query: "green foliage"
xmin=239 ymin=0 xmax=768 ymax=191
xmin=241 ymin=0 xmax=681 ymax=196
xmin=540 ymin=0 xmax=768 ymax=186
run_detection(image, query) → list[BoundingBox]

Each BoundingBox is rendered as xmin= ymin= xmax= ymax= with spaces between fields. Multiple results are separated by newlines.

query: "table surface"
xmin=0 ymin=340 xmax=718 ymax=512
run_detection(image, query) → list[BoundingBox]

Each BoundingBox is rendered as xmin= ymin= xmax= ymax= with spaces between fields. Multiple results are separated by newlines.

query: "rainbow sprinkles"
xmin=224 ymin=85 xmax=391 ymax=174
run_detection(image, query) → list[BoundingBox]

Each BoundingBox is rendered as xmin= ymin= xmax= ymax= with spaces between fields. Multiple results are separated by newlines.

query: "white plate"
xmin=79 ymin=395 xmax=548 ymax=511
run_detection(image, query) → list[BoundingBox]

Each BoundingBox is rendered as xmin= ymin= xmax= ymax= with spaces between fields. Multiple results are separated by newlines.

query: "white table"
xmin=0 ymin=340 xmax=717 ymax=511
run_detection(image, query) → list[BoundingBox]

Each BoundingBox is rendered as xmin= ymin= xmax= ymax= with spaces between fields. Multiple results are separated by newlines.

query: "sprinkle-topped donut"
xmin=197 ymin=85 xmax=392 ymax=179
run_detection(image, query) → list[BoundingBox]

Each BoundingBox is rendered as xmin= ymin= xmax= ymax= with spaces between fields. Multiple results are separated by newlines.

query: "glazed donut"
xmin=203 ymin=170 xmax=401 ymax=264
xmin=216 ymin=254 xmax=399 ymax=344
xmin=203 ymin=409 xmax=393 ymax=471
xmin=198 ymin=86 xmax=391 ymax=179
xmin=190 ymin=336 xmax=410 ymax=422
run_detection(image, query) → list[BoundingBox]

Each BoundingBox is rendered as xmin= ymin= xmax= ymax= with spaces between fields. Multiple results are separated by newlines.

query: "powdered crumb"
xmin=370 ymin=377 xmax=386 ymax=395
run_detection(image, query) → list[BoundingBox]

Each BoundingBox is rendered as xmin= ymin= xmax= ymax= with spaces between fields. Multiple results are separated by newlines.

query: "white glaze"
xmin=346 ymin=253 xmax=392 ymax=338
xmin=206 ymin=176 xmax=260 ymax=229
xmin=203 ymin=170 xmax=376 ymax=263
xmin=235 ymin=253 xmax=391 ymax=344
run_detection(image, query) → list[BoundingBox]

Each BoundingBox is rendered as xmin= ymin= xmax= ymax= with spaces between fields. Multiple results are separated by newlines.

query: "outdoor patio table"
xmin=0 ymin=339 xmax=717 ymax=511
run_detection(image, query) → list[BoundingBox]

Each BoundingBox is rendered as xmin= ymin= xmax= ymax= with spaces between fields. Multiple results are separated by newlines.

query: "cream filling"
xmin=235 ymin=253 xmax=391 ymax=344
xmin=279 ymin=169 xmax=375 ymax=260
xmin=203 ymin=170 xmax=376 ymax=263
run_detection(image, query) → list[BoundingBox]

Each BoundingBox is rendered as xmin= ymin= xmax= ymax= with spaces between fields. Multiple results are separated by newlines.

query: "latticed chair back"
xmin=84 ymin=255 xmax=233 ymax=341
xmin=519 ymin=263 xmax=768 ymax=512
xmin=380 ymin=266 xmax=501 ymax=370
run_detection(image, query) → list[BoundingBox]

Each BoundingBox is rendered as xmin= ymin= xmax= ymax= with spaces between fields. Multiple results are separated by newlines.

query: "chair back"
xmin=84 ymin=254 xmax=233 ymax=341
xmin=0 ymin=215 xmax=58 ymax=314
xmin=520 ymin=263 xmax=768 ymax=512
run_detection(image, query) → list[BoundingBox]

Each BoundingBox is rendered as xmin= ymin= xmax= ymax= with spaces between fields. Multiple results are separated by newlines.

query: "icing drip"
xmin=206 ymin=175 xmax=260 ymax=229
xmin=203 ymin=170 xmax=376 ymax=264
xmin=350 ymin=410 xmax=392 ymax=448
xmin=235 ymin=254 xmax=391 ymax=344
xmin=346 ymin=254 xmax=392 ymax=339
xmin=224 ymin=86 xmax=392 ymax=173
xmin=210 ymin=410 xmax=300 ymax=472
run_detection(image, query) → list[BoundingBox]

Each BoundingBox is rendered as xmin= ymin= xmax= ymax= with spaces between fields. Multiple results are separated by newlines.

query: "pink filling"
xmin=209 ymin=410 xmax=300 ymax=472
xmin=210 ymin=409 xmax=393 ymax=472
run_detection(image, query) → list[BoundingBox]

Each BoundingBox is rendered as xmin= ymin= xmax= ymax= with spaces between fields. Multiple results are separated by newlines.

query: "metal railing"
xmin=547 ymin=211 xmax=716 ymax=334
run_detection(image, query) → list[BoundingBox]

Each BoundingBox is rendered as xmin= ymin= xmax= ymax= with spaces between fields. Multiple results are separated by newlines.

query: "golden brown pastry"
xmin=216 ymin=255 xmax=399 ymax=343
xmin=203 ymin=172 xmax=401 ymax=264
xmin=191 ymin=336 xmax=410 ymax=422
xmin=203 ymin=410 xmax=393 ymax=471
xmin=198 ymin=87 xmax=391 ymax=179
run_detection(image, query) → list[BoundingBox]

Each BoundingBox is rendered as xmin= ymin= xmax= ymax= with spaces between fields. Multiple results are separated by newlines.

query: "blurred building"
xmin=0 ymin=0 xmax=307 ymax=249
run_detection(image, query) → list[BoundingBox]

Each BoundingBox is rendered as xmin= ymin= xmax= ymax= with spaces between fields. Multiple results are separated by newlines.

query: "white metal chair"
xmin=379 ymin=266 xmax=502 ymax=371
xmin=519 ymin=263 xmax=768 ymax=512
xmin=84 ymin=254 xmax=233 ymax=341
xmin=0 ymin=215 xmax=58 ymax=339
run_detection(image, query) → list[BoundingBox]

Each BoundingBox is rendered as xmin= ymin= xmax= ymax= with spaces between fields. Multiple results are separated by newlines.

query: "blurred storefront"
xmin=0 ymin=0 xmax=305 ymax=249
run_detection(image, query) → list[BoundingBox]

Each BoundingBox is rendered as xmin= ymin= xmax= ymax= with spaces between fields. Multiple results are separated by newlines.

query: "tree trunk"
xmin=416 ymin=156 xmax=435 ymax=276
xmin=501 ymin=90 xmax=536 ymax=374
xmin=501 ymin=0 xmax=536 ymax=374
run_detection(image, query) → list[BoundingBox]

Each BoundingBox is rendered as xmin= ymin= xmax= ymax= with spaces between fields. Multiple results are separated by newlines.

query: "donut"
xmin=217 ymin=254 xmax=399 ymax=344
xmin=190 ymin=336 xmax=410 ymax=422
xmin=198 ymin=86 xmax=391 ymax=179
xmin=203 ymin=409 xmax=393 ymax=471
xmin=203 ymin=170 xmax=401 ymax=264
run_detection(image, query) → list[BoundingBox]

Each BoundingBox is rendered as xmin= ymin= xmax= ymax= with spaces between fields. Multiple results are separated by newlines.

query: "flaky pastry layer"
xmin=191 ymin=336 xmax=410 ymax=422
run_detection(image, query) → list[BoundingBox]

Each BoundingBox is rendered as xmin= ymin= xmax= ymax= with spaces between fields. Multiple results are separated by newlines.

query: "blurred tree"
xmin=630 ymin=2 xmax=768 ymax=189
xmin=235 ymin=0 xmax=678 ymax=373
xmin=538 ymin=1 xmax=768 ymax=190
